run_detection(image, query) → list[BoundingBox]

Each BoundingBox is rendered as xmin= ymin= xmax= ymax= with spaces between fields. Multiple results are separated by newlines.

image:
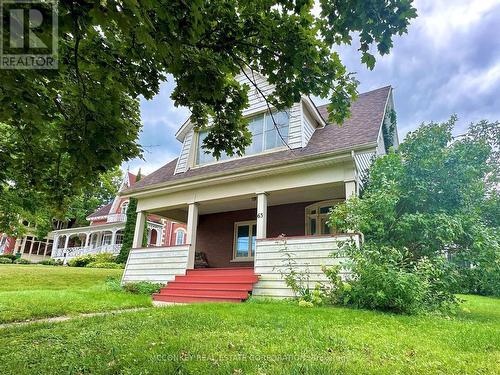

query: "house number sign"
xmin=257 ymin=213 xmax=264 ymax=218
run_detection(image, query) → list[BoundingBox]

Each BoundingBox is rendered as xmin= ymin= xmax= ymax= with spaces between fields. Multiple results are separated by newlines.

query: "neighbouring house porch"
xmin=52 ymin=221 xmax=164 ymax=262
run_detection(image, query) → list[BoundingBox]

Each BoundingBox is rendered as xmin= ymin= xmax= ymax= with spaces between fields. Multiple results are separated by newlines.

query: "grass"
xmin=1 ymin=293 xmax=499 ymax=374
xmin=0 ymin=264 xmax=152 ymax=323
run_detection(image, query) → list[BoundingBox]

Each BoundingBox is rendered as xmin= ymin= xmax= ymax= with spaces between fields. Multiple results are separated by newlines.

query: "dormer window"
xmin=120 ymin=201 xmax=129 ymax=214
xmin=196 ymin=110 xmax=289 ymax=165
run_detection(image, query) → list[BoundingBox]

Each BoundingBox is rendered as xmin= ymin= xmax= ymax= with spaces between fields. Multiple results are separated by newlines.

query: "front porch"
xmin=122 ymin=180 xmax=360 ymax=298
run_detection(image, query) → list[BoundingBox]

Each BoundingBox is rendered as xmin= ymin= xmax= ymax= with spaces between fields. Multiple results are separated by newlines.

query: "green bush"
xmin=123 ymin=281 xmax=163 ymax=295
xmin=86 ymin=262 xmax=123 ymax=269
xmin=94 ymin=253 xmax=118 ymax=263
xmin=68 ymin=254 xmax=97 ymax=267
xmin=13 ymin=258 xmax=31 ymax=264
xmin=0 ymin=257 xmax=12 ymax=264
xmin=68 ymin=253 xmax=118 ymax=267
xmin=105 ymin=276 xmax=123 ymax=291
xmin=329 ymin=245 xmax=459 ymax=315
xmin=38 ymin=259 xmax=62 ymax=266
xmin=452 ymin=229 xmax=500 ymax=296
xmin=0 ymin=254 xmax=16 ymax=262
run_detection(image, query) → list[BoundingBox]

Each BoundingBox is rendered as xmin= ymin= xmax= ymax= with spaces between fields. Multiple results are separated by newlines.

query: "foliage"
xmin=278 ymin=244 xmax=326 ymax=305
xmin=68 ymin=253 xmax=118 ymax=267
xmin=117 ymin=171 xmax=143 ymax=263
xmin=0 ymin=167 xmax=123 ymax=238
xmin=65 ymin=167 xmax=123 ymax=226
xmin=452 ymin=226 xmax=500 ymax=296
xmin=337 ymin=245 xmax=458 ymax=314
xmin=0 ymin=1 xmax=417 ymax=234
xmin=331 ymin=118 xmax=500 ymax=300
xmin=382 ymin=109 xmax=397 ymax=152
xmin=0 ymin=254 xmax=16 ymax=262
xmin=86 ymin=262 xmax=123 ymax=269
xmin=123 ymin=281 xmax=163 ymax=295
xmin=38 ymin=259 xmax=63 ymax=266
xmin=13 ymin=258 xmax=31 ymax=264
xmin=0 ymin=257 xmax=12 ymax=264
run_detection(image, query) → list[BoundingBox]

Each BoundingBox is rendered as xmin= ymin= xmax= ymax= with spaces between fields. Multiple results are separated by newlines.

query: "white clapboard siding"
xmin=174 ymin=130 xmax=194 ymax=174
xmin=302 ymin=104 xmax=316 ymax=147
xmin=253 ymin=235 xmax=359 ymax=298
xmin=354 ymin=151 xmax=376 ymax=186
xmin=121 ymin=246 xmax=189 ymax=284
xmin=288 ymin=102 xmax=303 ymax=149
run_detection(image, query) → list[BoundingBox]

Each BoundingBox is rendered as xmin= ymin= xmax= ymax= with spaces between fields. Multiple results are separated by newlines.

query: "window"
xmin=175 ymin=230 xmax=185 ymax=245
xmin=233 ymin=221 xmax=257 ymax=260
xmin=101 ymin=233 xmax=112 ymax=246
xmin=196 ymin=110 xmax=289 ymax=165
xmin=305 ymin=201 xmax=342 ymax=235
xmin=120 ymin=201 xmax=129 ymax=214
xmin=115 ymin=231 xmax=124 ymax=245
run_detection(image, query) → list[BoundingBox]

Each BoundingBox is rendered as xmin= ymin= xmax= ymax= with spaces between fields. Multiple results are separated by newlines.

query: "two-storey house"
xmin=121 ymin=72 xmax=398 ymax=302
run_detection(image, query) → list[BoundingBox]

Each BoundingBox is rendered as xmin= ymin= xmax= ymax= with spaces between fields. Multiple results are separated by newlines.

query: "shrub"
xmin=38 ymin=259 xmax=62 ymax=266
xmin=0 ymin=257 xmax=12 ymax=264
xmin=452 ymin=229 xmax=500 ymax=296
xmin=123 ymin=281 xmax=163 ymax=295
xmin=0 ymin=254 xmax=16 ymax=262
xmin=13 ymin=258 xmax=31 ymax=264
xmin=86 ymin=262 xmax=123 ymax=269
xmin=94 ymin=253 xmax=118 ymax=263
xmin=68 ymin=254 xmax=97 ymax=267
xmin=330 ymin=245 xmax=459 ymax=315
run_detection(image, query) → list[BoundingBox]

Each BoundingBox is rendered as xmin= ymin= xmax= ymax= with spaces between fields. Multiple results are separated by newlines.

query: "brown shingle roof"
xmin=87 ymin=203 xmax=112 ymax=219
xmin=128 ymin=86 xmax=391 ymax=192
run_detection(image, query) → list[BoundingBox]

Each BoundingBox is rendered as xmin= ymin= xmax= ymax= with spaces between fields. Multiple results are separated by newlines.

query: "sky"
xmin=126 ymin=0 xmax=500 ymax=175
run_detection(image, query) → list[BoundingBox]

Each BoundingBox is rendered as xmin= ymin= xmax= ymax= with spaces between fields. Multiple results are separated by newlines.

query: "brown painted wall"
xmin=196 ymin=201 xmax=314 ymax=268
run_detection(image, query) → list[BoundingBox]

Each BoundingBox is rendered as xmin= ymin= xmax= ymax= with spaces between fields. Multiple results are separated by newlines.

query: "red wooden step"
xmin=153 ymin=294 xmax=242 ymax=303
xmin=164 ymin=282 xmax=254 ymax=291
xmin=173 ymin=275 xmax=259 ymax=283
xmin=153 ymin=267 xmax=259 ymax=304
xmin=159 ymin=289 xmax=249 ymax=298
xmin=186 ymin=268 xmax=256 ymax=276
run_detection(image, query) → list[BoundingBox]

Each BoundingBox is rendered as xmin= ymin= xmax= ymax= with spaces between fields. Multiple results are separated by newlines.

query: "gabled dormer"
xmin=173 ymin=71 xmax=325 ymax=174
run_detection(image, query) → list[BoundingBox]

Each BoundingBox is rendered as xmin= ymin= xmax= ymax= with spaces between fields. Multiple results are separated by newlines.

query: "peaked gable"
xmin=126 ymin=86 xmax=392 ymax=194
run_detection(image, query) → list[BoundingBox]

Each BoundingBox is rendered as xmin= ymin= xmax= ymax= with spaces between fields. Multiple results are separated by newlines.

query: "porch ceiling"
xmin=151 ymin=182 xmax=345 ymax=220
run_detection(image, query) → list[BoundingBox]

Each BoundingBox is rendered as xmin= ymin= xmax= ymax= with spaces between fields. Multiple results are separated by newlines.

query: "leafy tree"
xmin=0 ymin=167 xmax=123 ymax=238
xmin=65 ymin=166 xmax=123 ymax=226
xmin=0 ymin=0 xmax=417 ymax=231
xmin=330 ymin=117 xmax=500 ymax=308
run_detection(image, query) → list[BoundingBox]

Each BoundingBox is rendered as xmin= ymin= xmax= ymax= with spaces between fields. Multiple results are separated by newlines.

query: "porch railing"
xmin=52 ymin=244 xmax=121 ymax=259
xmin=106 ymin=213 xmax=127 ymax=223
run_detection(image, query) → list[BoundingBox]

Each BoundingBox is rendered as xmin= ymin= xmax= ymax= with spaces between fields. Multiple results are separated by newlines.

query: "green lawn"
xmin=0 ymin=264 xmax=152 ymax=323
xmin=1 ymin=293 xmax=499 ymax=374
xmin=1 ymin=265 xmax=499 ymax=374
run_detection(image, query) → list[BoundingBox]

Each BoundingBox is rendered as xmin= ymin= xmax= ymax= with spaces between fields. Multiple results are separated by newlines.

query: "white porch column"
xmin=84 ymin=233 xmax=91 ymax=248
xmin=186 ymin=203 xmax=199 ymax=269
xmin=132 ymin=211 xmax=146 ymax=248
xmin=345 ymin=180 xmax=357 ymax=199
xmin=111 ymin=230 xmax=117 ymax=246
xmin=256 ymin=192 xmax=268 ymax=239
xmin=63 ymin=235 xmax=70 ymax=249
xmin=53 ymin=236 xmax=59 ymax=251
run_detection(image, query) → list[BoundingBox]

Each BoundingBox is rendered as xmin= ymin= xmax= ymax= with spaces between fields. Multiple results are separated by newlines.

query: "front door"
xmin=233 ymin=221 xmax=256 ymax=261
